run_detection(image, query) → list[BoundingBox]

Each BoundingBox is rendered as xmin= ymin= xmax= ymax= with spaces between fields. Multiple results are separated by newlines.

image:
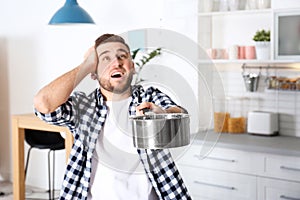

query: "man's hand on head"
xmin=83 ymin=46 xmax=99 ymax=80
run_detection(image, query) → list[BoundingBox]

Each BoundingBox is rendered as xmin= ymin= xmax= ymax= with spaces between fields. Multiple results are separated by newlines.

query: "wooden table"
xmin=12 ymin=113 xmax=73 ymax=200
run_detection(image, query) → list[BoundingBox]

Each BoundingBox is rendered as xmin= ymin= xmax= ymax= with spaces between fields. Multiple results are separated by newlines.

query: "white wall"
xmin=0 ymin=0 xmax=197 ymax=189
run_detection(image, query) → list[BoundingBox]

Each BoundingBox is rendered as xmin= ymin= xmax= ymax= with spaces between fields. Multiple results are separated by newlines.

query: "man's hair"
xmin=94 ymin=34 xmax=130 ymax=51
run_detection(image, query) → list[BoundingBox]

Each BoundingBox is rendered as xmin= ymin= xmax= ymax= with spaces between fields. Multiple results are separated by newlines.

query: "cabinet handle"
xmin=194 ymin=155 xmax=236 ymax=163
xmin=280 ymin=166 xmax=300 ymax=172
xmin=280 ymin=195 xmax=300 ymax=200
xmin=194 ymin=180 xmax=235 ymax=190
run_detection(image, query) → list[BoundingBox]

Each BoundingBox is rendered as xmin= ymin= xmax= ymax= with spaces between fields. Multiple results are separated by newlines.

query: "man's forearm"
xmin=34 ymin=66 xmax=88 ymax=114
xmin=34 ymin=47 xmax=98 ymax=114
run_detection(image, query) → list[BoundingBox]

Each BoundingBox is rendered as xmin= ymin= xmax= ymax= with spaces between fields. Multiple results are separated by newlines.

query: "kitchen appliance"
xmin=131 ymin=113 xmax=190 ymax=149
xmin=247 ymin=111 xmax=279 ymax=135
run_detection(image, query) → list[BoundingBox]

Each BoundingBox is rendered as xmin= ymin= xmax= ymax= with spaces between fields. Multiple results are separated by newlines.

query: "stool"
xmin=24 ymin=129 xmax=65 ymax=199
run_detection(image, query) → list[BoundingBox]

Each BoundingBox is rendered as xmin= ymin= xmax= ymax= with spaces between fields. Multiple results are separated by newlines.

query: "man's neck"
xmin=100 ymin=87 xmax=132 ymax=101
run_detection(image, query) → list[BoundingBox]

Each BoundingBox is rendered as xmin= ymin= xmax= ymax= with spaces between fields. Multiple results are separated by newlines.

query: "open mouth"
xmin=111 ymin=71 xmax=123 ymax=78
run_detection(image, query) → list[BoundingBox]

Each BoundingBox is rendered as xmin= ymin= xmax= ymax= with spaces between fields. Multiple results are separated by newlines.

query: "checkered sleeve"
xmin=138 ymin=149 xmax=192 ymax=200
xmin=145 ymin=87 xmax=178 ymax=110
xmin=34 ymin=91 xmax=88 ymax=132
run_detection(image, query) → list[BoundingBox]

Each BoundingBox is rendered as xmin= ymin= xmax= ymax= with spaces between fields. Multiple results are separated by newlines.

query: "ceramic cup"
xmin=219 ymin=0 xmax=229 ymax=11
xmin=228 ymin=0 xmax=239 ymax=11
xmin=246 ymin=0 xmax=257 ymax=9
xmin=207 ymin=48 xmax=228 ymax=59
xmin=238 ymin=46 xmax=246 ymax=59
xmin=257 ymin=0 xmax=270 ymax=9
xmin=228 ymin=45 xmax=239 ymax=60
xmin=245 ymin=46 xmax=256 ymax=59
xmin=203 ymin=0 xmax=214 ymax=12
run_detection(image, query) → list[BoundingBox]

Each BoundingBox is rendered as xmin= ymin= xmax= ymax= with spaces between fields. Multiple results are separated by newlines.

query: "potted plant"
xmin=253 ymin=29 xmax=271 ymax=60
xmin=253 ymin=29 xmax=270 ymax=42
xmin=131 ymin=47 xmax=161 ymax=85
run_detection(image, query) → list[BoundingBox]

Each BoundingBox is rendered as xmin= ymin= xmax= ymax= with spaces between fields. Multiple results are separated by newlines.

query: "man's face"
xmin=95 ymin=42 xmax=135 ymax=94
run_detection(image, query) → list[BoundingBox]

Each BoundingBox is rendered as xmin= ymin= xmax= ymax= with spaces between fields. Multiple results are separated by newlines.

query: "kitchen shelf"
xmin=198 ymin=59 xmax=300 ymax=65
xmin=198 ymin=8 xmax=272 ymax=17
xmin=242 ymin=63 xmax=300 ymax=69
xmin=197 ymin=5 xmax=274 ymax=65
xmin=266 ymin=89 xmax=300 ymax=92
xmin=197 ymin=3 xmax=300 ymax=67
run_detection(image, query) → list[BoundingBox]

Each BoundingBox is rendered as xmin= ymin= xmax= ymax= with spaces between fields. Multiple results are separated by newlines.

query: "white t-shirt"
xmin=88 ymin=97 xmax=158 ymax=200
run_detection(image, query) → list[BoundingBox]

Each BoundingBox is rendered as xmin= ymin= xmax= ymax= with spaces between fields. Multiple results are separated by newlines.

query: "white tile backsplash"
xmin=215 ymin=67 xmax=300 ymax=137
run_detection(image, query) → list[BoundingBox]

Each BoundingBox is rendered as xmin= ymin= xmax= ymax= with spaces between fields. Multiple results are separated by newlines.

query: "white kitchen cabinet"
xmin=178 ymin=165 xmax=257 ymax=200
xmin=177 ymin=145 xmax=260 ymax=200
xmin=177 ymin=140 xmax=300 ymax=200
xmin=257 ymin=177 xmax=300 ymax=200
xmin=256 ymin=153 xmax=300 ymax=200
xmin=178 ymin=145 xmax=264 ymax=175
xmin=263 ymin=154 xmax=300 ymax=182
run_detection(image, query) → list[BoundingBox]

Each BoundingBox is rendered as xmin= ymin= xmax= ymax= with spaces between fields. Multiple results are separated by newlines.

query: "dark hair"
xmin=94 ymin=34 xmax=130 ymax=51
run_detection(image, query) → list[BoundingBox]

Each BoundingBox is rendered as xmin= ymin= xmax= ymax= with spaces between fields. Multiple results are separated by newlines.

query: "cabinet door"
xmin=258 ymin=177 xmax=300 ymax=200
xmin=177 ymin=145 xmax=264 ymax=175
xmin=178 ymin=165 xmax=257 ymax=200
xmin=264 ymin=154 xmax=300 ymax=182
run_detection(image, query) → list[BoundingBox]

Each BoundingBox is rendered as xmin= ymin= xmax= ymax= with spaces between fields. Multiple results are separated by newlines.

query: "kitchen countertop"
xmin=191 ymin=130 xmax=300 ymax=157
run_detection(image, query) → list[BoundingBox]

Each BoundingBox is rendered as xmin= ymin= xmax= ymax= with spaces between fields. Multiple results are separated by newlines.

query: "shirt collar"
xmin=95 ymin=88 xmax=105 ymax=106
xmin=131 ymin=85 xmax=142 ymax=98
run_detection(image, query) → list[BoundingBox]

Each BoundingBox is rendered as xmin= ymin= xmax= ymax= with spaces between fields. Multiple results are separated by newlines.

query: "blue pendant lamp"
xmin=49 ymin=0 xmax=95 ymax=25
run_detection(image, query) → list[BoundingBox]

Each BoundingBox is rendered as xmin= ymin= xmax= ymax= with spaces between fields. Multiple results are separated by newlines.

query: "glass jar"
xmin=267 ymin=76 xmax=277 ymax=89
xmin=296 ymin=78 xmax=300 ymax=91
xmin=277 ymin=77 xmax=290 ymax=90
xmin=289 ymin=78 xmax=297 ymax=90
xmin=213 ymin=97 xmax=229 ymax=133
xmin=227 ymin=97 xmax=248 ymax=134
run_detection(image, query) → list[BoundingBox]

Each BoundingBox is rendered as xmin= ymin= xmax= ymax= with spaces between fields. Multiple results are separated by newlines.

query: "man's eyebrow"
xmin=98 ymin=50 xmax=110 ymax=58
xmin=117 ymin=48 xmax=129 ymax=53
xmin=98 ymin=48 xmax=129 ymax=58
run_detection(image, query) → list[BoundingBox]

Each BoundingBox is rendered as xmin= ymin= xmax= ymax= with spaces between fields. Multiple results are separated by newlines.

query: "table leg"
xmin=64 ymin=131 xmax=73 ymax=163
xmin=12 ymin=117 xmax=25 ymax=200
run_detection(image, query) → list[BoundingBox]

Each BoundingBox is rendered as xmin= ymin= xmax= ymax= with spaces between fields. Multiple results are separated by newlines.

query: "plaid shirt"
xmin=35 ymin=85 xmax=191 ymax=200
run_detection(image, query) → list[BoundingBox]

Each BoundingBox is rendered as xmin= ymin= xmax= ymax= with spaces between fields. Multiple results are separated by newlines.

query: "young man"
xmin=34 ymin=34 xmax=191 ymax=200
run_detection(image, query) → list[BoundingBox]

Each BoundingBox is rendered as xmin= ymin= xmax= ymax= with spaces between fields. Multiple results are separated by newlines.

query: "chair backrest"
xmin=25 ymin=129 xmax=65 ymax=150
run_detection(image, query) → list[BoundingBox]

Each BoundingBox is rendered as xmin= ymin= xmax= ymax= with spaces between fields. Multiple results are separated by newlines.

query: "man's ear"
xmin=91 ymin=73 xmax=98 ymax=80
xmin=131 ymin=62 xmax=136 ymax=74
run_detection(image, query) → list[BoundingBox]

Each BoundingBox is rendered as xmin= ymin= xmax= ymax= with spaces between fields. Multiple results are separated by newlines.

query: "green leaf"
xmin=131 ymin=48 xmax=140 ymax=60
xmin=131 ymin=47 xmax=162 ymax=85
xmin=253 ymin=29 xmax=271 ymax=41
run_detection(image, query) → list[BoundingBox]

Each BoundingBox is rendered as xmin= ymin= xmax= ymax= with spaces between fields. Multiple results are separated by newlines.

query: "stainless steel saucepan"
xmin=131 ymin=113 xmax=190 ymax=149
